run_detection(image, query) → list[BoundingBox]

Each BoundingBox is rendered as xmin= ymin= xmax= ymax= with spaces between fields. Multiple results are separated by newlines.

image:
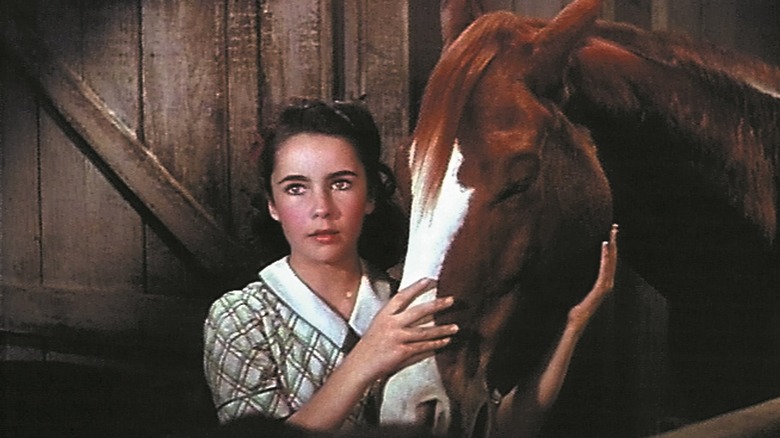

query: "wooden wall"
xmin=1 ymin=0 xmax=778 ymax=368
xmin=0 ymin=0 xmax=409 ymax=366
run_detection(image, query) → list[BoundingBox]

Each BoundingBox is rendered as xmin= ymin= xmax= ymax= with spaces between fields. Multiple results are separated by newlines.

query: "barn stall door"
xmin=1 ymin=0 xmax=409 ymax=362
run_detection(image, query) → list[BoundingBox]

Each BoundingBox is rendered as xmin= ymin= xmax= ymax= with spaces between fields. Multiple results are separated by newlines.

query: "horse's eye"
xmin=494 ymin=180 xmax=532 ymax=204
xmin=493 ymin=153 xmax=539 ymax=205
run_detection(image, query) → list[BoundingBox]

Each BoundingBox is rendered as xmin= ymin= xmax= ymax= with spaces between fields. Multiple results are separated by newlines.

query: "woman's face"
xmin=268 ymin=133 xmax=375 ymax=268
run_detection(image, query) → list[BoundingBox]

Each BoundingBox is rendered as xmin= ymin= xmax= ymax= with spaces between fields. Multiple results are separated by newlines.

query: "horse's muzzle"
xmin=380 ymin=356 xmax=452 ymax=435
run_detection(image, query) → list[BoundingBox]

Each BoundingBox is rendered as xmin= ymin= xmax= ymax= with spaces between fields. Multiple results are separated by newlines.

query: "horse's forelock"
xmin=413 ymin=12 xmax=526 ymax=210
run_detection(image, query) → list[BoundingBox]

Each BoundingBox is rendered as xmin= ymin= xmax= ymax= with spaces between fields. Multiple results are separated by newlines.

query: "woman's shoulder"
xmin=206 ymin=277 xmax=282 ymax=325
xmin=209 ymin=258 xmax=292 ymax=310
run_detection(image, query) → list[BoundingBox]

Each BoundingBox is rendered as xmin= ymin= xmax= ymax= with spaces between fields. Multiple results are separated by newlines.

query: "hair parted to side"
xmin=251 ymin=98 xmax=408 ymax=270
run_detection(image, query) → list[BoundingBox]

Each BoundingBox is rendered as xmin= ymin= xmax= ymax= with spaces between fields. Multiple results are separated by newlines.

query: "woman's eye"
xmin=283 ymin=184 xmax=305 ymax=195
xmin=332 ymin=179 xmax=352 ymax=191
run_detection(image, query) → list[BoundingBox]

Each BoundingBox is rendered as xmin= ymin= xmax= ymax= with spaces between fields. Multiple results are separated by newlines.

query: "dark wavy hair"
xmin=252 ymin=98 xmax=408 ymax=270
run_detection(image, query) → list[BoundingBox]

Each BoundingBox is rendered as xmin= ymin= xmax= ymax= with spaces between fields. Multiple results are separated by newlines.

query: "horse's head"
xmin=380 ymin=1 xmax=612 ymax=436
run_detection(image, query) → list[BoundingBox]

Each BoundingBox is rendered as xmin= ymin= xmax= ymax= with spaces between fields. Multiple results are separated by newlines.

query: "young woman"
xmin=203 ymin=99 xmax=458 ymax=432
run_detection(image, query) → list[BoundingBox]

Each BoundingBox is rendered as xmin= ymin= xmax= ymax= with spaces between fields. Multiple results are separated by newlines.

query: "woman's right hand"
xmin=348 ymin=278 xmax=459 ymax=381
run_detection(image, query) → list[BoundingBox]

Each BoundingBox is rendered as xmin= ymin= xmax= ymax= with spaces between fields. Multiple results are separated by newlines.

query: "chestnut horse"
xmin=380 ymin=0 xmax=780 ymax=437
xmin=381 ymin=2 xmax=614 ymax=437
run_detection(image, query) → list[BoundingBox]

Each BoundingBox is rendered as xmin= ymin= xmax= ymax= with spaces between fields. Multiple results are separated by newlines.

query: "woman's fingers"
xmin=403 ymin=322 xmax=460 ymax=343
xmin=567 ymin=224 xmax=619 ymax=332
xmin=362 ymin=278 xmax=460 ymax=374
xmin=386 ymin=278 xmax=456 ymax=327
xmin=398 ymin=295 xmax=456 ymax=327
xmin=396 ymin=336 xmax=455 ymax=369
xmin=593 ymin=223 xmax=619 ymax=296
xmin=387 ymin=278 xmax=438 ymax=314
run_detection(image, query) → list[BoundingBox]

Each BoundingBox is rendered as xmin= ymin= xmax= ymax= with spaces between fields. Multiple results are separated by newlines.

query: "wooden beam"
xmin=1 ymin=284 xmax=208 ymax=353
xmin=1 ymin=10 xmax=251 ymax=277
xmin=655 ymin=398 xmax=780 ymax=438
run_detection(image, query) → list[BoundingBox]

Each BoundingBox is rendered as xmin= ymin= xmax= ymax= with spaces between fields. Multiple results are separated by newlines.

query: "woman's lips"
xmin=310 ymin=229 xmax=339 ymax=243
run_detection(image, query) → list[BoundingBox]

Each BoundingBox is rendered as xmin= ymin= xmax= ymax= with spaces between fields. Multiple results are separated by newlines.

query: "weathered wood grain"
xmin=260 ymin=0 xmax=334 ymax=126
xmin=38 ymin=107 xmax=140 ymax=291
xmin=141 ymin=0 xmax=232 ymax=294
xmin=141 ymin=0 xmax=229 ymax=220
xmin=38 ymin=0 xmax=145 ymax=293
xmin=511 ymin=0 xmax=570 ymax=19
xmin=2 ymin=283 xmax=207 ymax=351
xmin=343 ymin=0 xmax=409 ymax=165
xmin=1 ymin=3 xmax=248 ymax=279
xmin=0 ymin=67 xmax=41 ymax=285
xmin=227 ymin=0 xmax=262 ymax=256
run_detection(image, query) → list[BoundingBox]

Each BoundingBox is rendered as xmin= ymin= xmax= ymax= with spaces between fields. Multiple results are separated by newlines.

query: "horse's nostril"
xmin=415 ymin=399 xmax=438 ymax=428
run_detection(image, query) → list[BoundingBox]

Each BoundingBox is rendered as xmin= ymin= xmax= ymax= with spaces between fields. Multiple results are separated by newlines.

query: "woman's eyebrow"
xmin=276 ymin=174 xmax=309 ymax=185
xmin=276 ymin=170 xmax=358 ymax=185
xmin=328 ymin=170 xmax=358 ymax=179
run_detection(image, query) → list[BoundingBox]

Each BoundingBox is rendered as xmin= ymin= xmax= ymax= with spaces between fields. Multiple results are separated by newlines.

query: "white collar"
xmin=259 ymin=257 xmax=391 ymax=346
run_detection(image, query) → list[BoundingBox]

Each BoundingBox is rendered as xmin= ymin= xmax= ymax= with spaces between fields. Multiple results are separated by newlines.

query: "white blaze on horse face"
xmin=380 ymin=140 xmax=474 ymax=433
xmin=401 ymin=139 xmax=474 ymax=288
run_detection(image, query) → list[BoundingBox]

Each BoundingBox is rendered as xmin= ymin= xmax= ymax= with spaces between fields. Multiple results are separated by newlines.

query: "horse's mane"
xmin=594 ymin=21 xmax=780 ymax=95
xmin=412 ymin=12 xmax=529 ymax=210
xmin=570 ymin=21 xmax=780 ymax=240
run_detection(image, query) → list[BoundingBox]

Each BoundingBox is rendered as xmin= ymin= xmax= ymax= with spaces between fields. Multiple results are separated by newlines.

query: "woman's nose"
xmin=312 ymin=190 xmax=334 ymax=218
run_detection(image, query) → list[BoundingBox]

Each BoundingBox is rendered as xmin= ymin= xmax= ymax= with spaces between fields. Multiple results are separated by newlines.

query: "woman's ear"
xmin=268 ymin=200 xmax=280 ymax=221
xmin=365 ymin=198 xmax=376 ymax=215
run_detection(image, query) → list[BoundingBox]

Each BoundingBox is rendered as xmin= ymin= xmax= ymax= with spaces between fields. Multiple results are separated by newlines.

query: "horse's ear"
xmin=529 ymin=0 xmax=600 ymax=93
xmin=440 ymin=0 xmax=489 ymax=50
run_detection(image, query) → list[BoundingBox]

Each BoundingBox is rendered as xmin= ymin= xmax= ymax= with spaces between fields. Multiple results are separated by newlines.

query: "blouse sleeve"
xmin=203 ymin=286 xmax=294 ymax=424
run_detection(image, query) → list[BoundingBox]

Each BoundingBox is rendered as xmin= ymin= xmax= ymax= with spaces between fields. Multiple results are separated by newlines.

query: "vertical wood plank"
xmin=38 ymin=108 xmax=143 ymax=292
xmin=142 ymin=0 xmax=229 ymax=295
xmin=490 ymin=0 xmax=516 ymax=14
xmin=81 ymin=0 xmax=145 ymax=292
xmin=1 ymin=67 xmax=41 ymax=286
xmin=601 ymin=0 xmax=616 ymax=21
xmin=35 ymin=0 xmax=81 ymax=74
xmin=227 ymin=0 xmax=262 ymax=257
xmin=82 ymin=0 xmax=141 ymax=131
xmin=141 ymin=0 xmax=229 ymax=221
xmin=35 ymin=0 xmax=85 ymax=291
xmin=143 ymin=229 xmax=195 ymax=297
xmin=512 ymin=0 xmax=569 ymax=19
xmin=408 ymin=1 xmax=441 ymax=127
xmin=260 ymin=0 xmax=333 ymax=127
xmin=699 ymin=0 xmax=737 ymax=50
xmin=650 ymin=0 xmax=669 ymax=31
xmin=35 ymin=0 xmax=144 ymax=293
xmin=669 ymin=0 xmax=704 ymax=40
xmin=344 ymin=0 xmax=409 ymax=165
xmin=733 ymin=0 xmax=780 ymax=65
xmin=614 ymin=0 xmax=651 ymax=29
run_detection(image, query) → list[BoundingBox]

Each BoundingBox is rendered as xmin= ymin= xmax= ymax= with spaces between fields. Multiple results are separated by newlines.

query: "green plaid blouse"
xmin=203 ymin=258 xmax=394 ymax=428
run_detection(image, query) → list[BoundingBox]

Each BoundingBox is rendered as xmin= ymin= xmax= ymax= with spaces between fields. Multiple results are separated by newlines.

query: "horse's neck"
xmin=594 ymin=21 xmax=780 ymax=96
xmin=567 ymin=24 xmax=780 ymax=240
